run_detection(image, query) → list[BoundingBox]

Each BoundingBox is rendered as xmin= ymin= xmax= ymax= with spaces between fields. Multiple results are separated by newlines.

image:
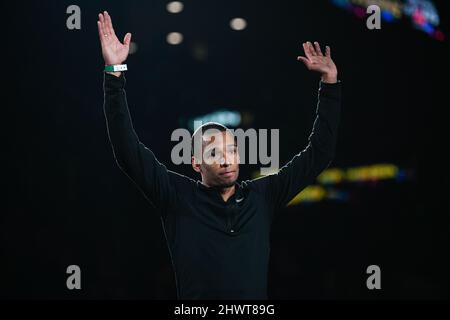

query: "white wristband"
xmin=104 ymin=64 xmax=128 ymax=72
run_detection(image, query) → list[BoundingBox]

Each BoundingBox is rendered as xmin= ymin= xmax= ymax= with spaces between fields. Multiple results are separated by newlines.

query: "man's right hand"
xmin=97 ymin=11 xmax=132 ymax=77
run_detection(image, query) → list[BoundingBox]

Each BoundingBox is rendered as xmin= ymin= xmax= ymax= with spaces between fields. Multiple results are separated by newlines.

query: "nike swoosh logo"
xmin=236 ymin=198 xmax=244 ymax=203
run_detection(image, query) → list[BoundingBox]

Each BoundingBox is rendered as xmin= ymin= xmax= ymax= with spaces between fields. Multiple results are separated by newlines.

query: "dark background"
xmin=2 ymin=0 xmax=449 ymax=299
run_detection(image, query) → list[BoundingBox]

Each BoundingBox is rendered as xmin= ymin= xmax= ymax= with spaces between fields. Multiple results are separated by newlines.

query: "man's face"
xmin=192 ymin=130 xmax=240 ymax=188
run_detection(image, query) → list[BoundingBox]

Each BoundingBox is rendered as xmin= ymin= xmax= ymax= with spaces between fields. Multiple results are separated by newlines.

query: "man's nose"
xmin=219 ymin=155 xmax=231 ymax=167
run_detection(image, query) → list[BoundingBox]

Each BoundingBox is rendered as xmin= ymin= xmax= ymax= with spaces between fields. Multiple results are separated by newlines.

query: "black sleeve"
xmin=103 ymin=72 xmax=188 ymax=214
xmin=250 ymin=80 xmax=342 ymax=209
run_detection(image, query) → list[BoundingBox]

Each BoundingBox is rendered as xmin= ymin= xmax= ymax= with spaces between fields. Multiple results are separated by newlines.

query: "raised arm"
xmin=98 ymin=11 xmax=182 ymax=212
xmin=97 ymin=11 xmax=131 ymax=78
xmin=251 ymin=42 xmax=341 ymax=209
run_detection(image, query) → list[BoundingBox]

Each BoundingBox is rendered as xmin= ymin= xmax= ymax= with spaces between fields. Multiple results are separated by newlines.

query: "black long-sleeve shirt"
xmin=103 ymin=72 xmax=341 ymax=299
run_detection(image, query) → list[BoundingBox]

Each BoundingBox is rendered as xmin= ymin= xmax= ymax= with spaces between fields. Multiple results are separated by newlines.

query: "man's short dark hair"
xmin=191 ymin=122 xmax=229 ymax=157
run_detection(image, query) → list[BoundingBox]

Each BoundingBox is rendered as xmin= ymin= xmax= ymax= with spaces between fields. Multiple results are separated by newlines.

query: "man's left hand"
xmin=297 ymin=41 xmax=338 ymax=84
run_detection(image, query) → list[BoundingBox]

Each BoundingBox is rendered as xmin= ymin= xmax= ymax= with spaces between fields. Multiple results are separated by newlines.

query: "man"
xmin=98 ymin=11 xmax=341 ymax=299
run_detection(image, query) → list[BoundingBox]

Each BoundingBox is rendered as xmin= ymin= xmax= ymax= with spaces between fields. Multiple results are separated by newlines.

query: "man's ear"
xmin=192 ymin=156 xmax=201 ymax=173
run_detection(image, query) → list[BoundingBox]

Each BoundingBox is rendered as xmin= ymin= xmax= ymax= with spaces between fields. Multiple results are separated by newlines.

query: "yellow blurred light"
xmin=288 ymin=185 xmax=326 ymax=206
xmin=317 ymin=168 xmax=345 ymax=184
xmin=346 ymin=164 xmax=398 ymax=182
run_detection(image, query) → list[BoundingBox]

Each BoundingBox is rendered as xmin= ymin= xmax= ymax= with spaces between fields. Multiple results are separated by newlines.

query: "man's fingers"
xmin=123 ymin=33 xmax=132 ymax=46
xmin=104 ymin=11 xmax=116 ymax=37
xmin=98 ymin=13 xmax=109 ymax=38
xmin=325 ymin=45 xmax=331 ymax=58
xmin=302 ymin=42 xmax=313 ymax=60
xmin=297 ymin=56 xmax=311 ymax=69
xmin=314 ymin=42 xmax=323 ymax=56
xmin=97 ymin=21 xmax=104 ymax=42
xmin=103 ymin=11 xmax=112 ymax=35
xmin=97 ymin=18 xmax=109 ymax=45
xmin=99 ymin=12 xmax=105 ymax=25
xmin=308 ymin=42 xmax=317 ymax=56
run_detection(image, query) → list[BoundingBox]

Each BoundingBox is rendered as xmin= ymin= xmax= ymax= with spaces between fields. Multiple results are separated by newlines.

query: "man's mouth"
xmin=220 ymin=171 xmax=235 ymax=178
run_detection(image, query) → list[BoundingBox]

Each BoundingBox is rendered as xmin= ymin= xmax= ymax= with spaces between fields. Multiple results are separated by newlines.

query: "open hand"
xmin=97 ymin=11 xmax=132 ymax=66
xmin=297 ymin=42 xmax=338 ymax=83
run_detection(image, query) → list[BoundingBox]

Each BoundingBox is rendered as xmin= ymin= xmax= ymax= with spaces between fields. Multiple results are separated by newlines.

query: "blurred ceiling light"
xmin=167 ymin=32 xmax=183 ymax=45
xmin=167 ymin=1 xmax=184 ymax=14
xmin=230 ymin=17 xmax=247 ymax=31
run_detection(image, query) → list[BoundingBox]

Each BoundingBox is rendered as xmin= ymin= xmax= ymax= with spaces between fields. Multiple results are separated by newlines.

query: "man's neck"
xmin=219 ymin=185 xmax=236 ymax=202
xmin=202 ymin=181 xmax=236 ymax=202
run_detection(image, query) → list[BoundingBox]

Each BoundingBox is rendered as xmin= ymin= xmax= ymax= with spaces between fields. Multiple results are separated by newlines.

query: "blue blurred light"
xmin=381 ymin=10 xmax=395 ymax=22
xmin=421 ymin=22 xmax=434 ymax=34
